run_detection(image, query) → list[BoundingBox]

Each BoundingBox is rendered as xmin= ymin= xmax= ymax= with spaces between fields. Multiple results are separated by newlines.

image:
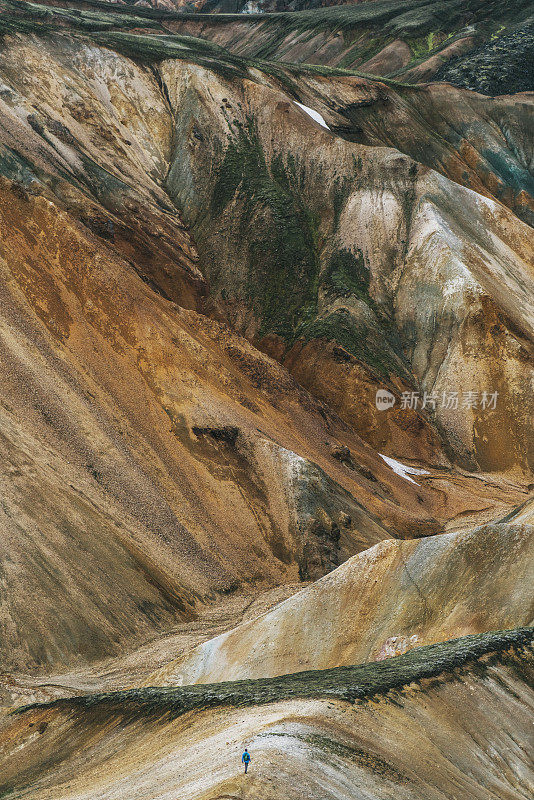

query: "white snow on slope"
xmin=379 ymin=454 xmax=430 ymax=485
xmin=293 ymin=101 xmax=330 ymax=130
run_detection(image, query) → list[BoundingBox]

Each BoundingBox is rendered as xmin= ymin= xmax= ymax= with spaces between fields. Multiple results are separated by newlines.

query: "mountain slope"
xmin=159 ymin=58 xmax=534 ymax=472
xmin=155 ymin=0 xmax=534 ymax=92
xmin=0 ymin=172 xmax=415 ymax=672
xmin=0 ymin=5 xmax=531 ymax=797
xmin=150 ymin=523 xmax=534 ymax=684
xmin=6 ymin=0 xmax=534 ymax=92
xmin=1 ymin=630 xmax=532 ymax=800
xmin=0 ymin=8 xmax=531 ymax=675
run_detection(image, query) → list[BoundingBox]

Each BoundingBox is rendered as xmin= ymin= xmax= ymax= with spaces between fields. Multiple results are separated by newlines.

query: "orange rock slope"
xmin=0 ymin=6 xmax=530 ymax=680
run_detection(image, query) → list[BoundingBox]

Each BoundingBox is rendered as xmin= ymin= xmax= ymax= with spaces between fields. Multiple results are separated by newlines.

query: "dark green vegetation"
xmin=4 ymin=0 xmax=533 ymax=93
xmin=94 ymin=31 xmax=250 ymax=80
xmin=298 ymin=310 xmax=408 ymax=379
xmin=1 ymin=0 xmax=531 ymax=397
xmin=15 ymin=628 xmax=534 ymax=721
xmin=0 ymin=0 xmax=399 ymax=87
xmin=436 ymin=20 xmax=534 ymax=95
xmin=0 ymin=0 xmax=165 ymax=33
xmin=322 ymin=249 xmax=369 ymax=302
xmin=60 ymin=0 xmax=533 ymax=33
xmin=293 ymin=249 xmax=409 ymax=378
xmin=201 ymin=125 xmax=408 ymax=375
xmin=210 ymin=124 xmax=320 ymax=339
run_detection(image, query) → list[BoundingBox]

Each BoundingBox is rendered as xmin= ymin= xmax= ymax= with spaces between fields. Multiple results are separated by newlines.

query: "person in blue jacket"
xmin=242 ymin=748 xmax=251 ymax=773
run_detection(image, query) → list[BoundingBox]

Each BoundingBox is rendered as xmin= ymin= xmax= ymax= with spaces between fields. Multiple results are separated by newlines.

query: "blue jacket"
xmin=242 ymin=751 xmax=251 ymax=762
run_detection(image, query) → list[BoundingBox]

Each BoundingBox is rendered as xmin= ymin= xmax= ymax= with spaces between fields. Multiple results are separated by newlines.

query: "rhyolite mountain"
xmin=69 ymin=0 xmax=534 ymax=94
xmin=1 ymin=631 xmax=533 ymax=799
xmin=0 ymin=1 xmax=532 ymax=798
xmin=150 ymin=523 xmax=534 ymax=685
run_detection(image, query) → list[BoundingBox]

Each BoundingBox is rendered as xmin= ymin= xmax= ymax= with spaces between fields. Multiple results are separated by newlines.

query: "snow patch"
xmin=379 ymin=454 xmax=430 ymax=485
xmin=293 ymin=101 xmax=330 ymax=130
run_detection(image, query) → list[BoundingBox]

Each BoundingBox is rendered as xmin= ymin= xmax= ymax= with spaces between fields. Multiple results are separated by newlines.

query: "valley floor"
xmin=0 ymin=583 xmax=306 ymax=709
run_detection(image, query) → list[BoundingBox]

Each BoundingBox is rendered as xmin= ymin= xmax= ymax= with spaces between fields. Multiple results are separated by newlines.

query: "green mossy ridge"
xmin=179 ymin=0 xmax=533 ymax=36
xmin=0 ymin=0 xmax=417 ymax=88
xmin=294 ymin=248 xmax=408 ymax=379
xmin=92 ymin=31 xmax=250 ymax=81
xmin=26 ymin=0 xmax=534 ymax=32
xmin=322 ymin=248 xmax=370 ymax=302
xmin=4 ymin=0 xmax=180 ymax=21
xmin=280 ymin=61 xmax=415 ymax=88
xmin=0 ymin=2 xmax=249 ymax=81
xmin=0 ymin=0 xmax=163 ymax=32
xmin=210 ymin=119 xmax=321 ymax=340
xmin=0 ymin=14 xmax=55 ymax=36
xmin=4 ymin=0 xmax=530 ymax=89
xmin=336 ymin=35 xmax=386 ymax=70
xmin=14 ymin=628 xmax=533 ymax=721
xmin=297 ymin=309 xmax=404 ymax=379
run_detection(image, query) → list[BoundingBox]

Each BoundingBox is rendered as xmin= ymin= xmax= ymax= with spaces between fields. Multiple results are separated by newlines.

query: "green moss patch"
xmin=297 ymin=308 xmax=402 ymax=379
xmin=291 ymin=248 xmax=409 ymax=379
xmin=322 ymin=248 xmax=369 ymax=301
xmin=15 ymin=628 xmax=533 ymax=721
xmin=209 ymin=120 xmax=321 ymax=340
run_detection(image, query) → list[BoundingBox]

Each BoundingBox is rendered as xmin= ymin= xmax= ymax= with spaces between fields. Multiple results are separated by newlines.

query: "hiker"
xmin=242 ymin=748 xmax=251 ymax=774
